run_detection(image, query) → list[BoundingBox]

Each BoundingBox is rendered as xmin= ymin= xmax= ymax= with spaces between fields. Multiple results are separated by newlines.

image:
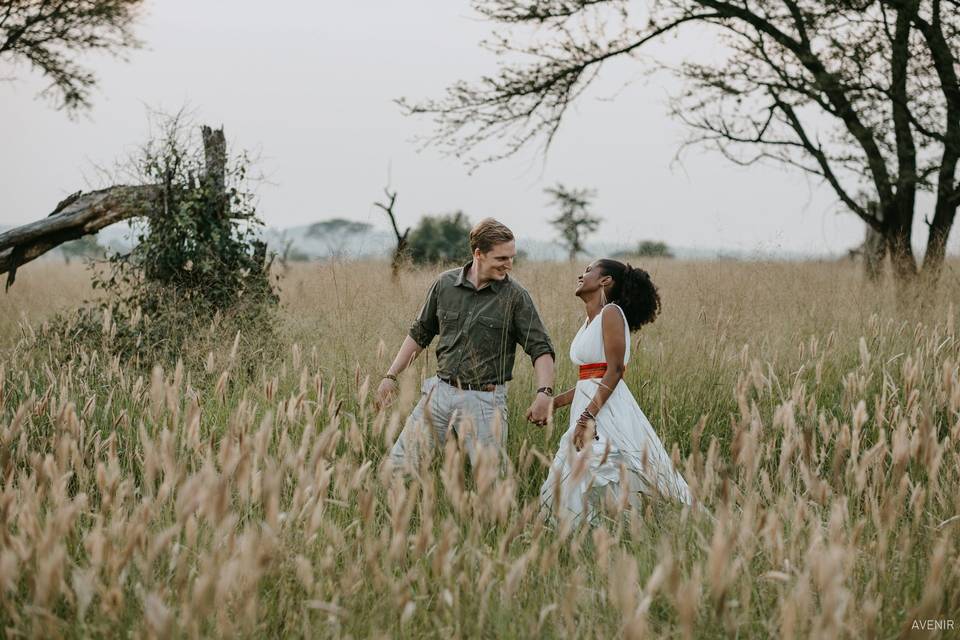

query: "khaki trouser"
xmin=390 ymin=376 xmax=509 ymax=469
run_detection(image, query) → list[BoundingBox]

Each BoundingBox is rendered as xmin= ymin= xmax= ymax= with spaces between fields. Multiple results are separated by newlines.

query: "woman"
xmin=539 ymin=259 xmax=692 ymax=525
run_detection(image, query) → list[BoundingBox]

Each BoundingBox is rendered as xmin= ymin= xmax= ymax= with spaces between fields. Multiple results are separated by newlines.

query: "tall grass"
xmin=1 ymin=258 xmax=958 ymax=637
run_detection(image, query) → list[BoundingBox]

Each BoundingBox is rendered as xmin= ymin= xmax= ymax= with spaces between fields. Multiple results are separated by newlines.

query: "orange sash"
xmin=578 ymin=363 xmax=608 ymax=380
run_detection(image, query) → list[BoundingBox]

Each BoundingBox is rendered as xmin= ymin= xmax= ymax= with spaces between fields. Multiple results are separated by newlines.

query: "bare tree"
xmin=0 ymin=0 xmax=144 ymax=112
xmin=373 ymin=188 xmax=410 ymax=278
xmin=400 ymin=0 xmax=960 ymax=291
xmin=546 ymin=184 xmax=601 ymax=260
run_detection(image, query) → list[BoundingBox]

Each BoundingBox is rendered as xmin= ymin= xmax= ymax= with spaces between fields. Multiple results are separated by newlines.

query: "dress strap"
xmin=603 ymin=302 xmax=628 ymax=323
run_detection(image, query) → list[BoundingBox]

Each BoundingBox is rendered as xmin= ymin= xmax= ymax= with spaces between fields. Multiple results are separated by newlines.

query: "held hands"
xmin=525 ymin=392 xmax=552 ymax=427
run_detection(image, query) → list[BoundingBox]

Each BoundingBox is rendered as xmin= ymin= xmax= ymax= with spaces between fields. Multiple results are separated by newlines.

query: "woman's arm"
xmin=551 ymin=388 xmax=575 ymax=410
xmin=573 ymin=306 xmax=627 ymax=448
xmin=586 ymin=306 xmax=627 ymax=415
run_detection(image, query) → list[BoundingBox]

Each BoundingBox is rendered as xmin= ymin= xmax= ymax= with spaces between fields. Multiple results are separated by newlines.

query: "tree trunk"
xmin=201 ymin=125 xmax=227 ymax=219
xmin=886 ymin=218 xmax=919 ymax=305
xmin=920 ymin=206 xmax=957 ymax=290
xmin=863 ymin=224 xmax=887 ymax=283
xmin=391 ymin=231 xmax=409 ymax=281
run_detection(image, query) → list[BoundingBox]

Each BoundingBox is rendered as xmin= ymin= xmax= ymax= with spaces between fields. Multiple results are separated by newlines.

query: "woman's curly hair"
xmin=596 ymin=259 xmax=661 ymax=331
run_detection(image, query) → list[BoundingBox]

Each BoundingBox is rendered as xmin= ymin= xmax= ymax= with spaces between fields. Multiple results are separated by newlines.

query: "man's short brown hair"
xmin=469 ymin=218 xmax=514 ymax=254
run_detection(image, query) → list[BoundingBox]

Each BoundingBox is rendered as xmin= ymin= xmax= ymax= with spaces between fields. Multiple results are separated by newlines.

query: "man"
xmin=375 ymin=218 xmax=555 ymax=469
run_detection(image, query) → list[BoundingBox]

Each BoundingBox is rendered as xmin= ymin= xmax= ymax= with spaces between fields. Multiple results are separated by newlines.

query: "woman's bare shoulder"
xmin=601 ymin=303 xmax=626 ymax=320
xmin=600 ymin=304 xmax=628 ymax=336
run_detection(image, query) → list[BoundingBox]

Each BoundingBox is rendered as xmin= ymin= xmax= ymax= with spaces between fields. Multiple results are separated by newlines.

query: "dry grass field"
xmin=1 ymin=257 xmax=959 ymax=638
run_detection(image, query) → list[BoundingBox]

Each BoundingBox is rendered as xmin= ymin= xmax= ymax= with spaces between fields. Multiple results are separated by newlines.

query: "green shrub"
xmin=45 ymin=115 xmax=279 ymax=370
xmin=406 ymin=211 xmax=472 ymax=265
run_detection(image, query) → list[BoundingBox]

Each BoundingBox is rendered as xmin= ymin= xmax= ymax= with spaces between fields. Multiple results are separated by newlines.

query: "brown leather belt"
xmin=438 ymin=376 xmax=498 ymax=392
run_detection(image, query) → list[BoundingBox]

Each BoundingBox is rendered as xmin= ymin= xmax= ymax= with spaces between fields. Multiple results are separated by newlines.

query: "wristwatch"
xmin=536 ymin=386 xmax=554 ymax=396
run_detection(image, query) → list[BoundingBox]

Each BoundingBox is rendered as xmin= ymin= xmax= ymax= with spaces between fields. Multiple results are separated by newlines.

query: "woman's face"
xmin=575 ymin=260 xmax=609 ymax=297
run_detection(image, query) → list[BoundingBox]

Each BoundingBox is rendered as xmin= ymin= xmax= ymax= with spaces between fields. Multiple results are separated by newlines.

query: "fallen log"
xmin=0 ymin=185 xmax=160 ymax=289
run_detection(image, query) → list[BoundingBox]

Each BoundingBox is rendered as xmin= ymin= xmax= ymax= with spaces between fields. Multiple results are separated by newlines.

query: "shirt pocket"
xmin=437 ymin=310 xmax=461 ymax=349
xmin=477 ymin=314 xmax=509 ymax=345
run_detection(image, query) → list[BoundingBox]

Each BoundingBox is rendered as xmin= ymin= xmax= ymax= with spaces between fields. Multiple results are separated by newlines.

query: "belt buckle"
xmin=442 ymin=377 xmax=496 ymax=392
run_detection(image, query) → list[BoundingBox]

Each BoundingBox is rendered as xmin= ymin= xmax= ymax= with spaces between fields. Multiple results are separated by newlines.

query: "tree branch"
xmin=772 ymin=92 xmax=877 ymax=227
xmin=473 ymin=0 xmax=613 ymax=23
xmin=399 ymin=11 xmax=722 ymax=167
xmin=888 ymin=0 xmax=918 ymax=209
xmin=697 ymin=0 xmax=896 ymax=206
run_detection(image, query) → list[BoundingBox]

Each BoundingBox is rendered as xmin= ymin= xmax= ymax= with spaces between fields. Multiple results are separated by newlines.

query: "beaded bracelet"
xmin=579 ymin=409 xmax=600 ymax=440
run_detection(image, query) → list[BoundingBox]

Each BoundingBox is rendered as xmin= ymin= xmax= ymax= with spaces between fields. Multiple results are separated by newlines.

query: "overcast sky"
xmin=2 ymin=0 xmax=946 ymax=256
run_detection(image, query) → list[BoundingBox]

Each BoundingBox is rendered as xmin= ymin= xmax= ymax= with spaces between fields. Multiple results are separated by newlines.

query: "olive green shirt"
xmin=409 ymin=263 xmax=555 ymax=385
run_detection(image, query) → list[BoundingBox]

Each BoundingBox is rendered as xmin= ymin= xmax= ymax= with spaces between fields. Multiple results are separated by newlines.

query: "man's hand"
xmin=525 ymin=393 xmax=552 ymax=426
xmin=374 ymin=377 xmax=398 ymax=410
xmin=376 ymin=337 xmax=424 ymax=411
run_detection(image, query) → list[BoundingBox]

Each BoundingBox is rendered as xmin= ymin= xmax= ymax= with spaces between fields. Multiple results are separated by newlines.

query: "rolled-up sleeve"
xmin=512 ymin=289 xmax=555 ymax=363
xmin=409 ymin=277 xmax=441 ymax=348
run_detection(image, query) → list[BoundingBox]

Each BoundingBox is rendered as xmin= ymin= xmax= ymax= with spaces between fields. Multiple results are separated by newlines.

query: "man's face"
xmin=474 ymin=240 xmax=516 ymax=281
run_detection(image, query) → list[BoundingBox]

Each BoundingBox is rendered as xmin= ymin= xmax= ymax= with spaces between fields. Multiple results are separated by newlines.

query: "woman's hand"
xmin=572 ymin=411 xmax=597 ymax=450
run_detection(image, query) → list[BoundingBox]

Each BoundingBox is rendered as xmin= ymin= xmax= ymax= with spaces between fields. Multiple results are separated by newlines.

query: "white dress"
xmin=539 ymin=304 xmax=692 ymax=525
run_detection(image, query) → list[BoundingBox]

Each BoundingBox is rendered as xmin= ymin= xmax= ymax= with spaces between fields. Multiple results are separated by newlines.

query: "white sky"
xmin=1 ymin=0 xmax=944 ymax=256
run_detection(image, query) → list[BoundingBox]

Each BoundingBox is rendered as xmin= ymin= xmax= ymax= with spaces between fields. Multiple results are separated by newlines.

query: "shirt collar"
xmin=455 ymin=260 xmax=507 ymax=292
